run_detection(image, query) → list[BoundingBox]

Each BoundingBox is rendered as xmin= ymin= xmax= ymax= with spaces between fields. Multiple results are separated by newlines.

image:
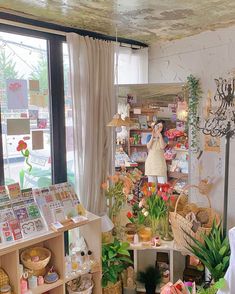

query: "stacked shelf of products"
xmin=0 ymin=183 xmax=101 ymax=294
xmin=127 ymin=107 xmax=188 ymax=185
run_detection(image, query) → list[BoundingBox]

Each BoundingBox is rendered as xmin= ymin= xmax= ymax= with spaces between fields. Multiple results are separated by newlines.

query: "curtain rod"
xmin=0 ymin=11 xmax=148 ymax=48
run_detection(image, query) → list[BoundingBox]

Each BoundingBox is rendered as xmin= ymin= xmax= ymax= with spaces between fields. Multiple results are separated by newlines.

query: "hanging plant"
xmin=187 ymin=75 xmax=202 ymax=152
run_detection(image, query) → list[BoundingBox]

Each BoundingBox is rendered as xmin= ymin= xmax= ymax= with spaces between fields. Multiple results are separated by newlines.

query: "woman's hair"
xmin=152 ymin=120 xmax=166 ymax=135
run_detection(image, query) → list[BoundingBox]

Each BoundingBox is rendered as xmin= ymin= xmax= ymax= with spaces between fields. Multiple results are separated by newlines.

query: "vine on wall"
xmin=187 ymin=74 xmax=202 ymax=152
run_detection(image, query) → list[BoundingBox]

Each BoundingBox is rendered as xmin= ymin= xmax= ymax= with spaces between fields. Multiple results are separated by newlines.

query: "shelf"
xmin=168 ymin=171 xmax=188 ymax=180
xmin=130 ymin=128 xmax=152 ymax=132
xmin=129 ymin=240 xmax=174 ymax=251
xmin=173 ymin=148 xmax=188 ymax=152
xmin=65 ymin=267 xmax=102 ymax=283
xmin=130 ymin=144 xmax=147 ymax=147
xmin=31 ymin=279 xmax=63 ymax=294
xmin=0 ymin=212 xmax=99 ymax=256
xmin=130 ymin=108 xmax=157 ymax=113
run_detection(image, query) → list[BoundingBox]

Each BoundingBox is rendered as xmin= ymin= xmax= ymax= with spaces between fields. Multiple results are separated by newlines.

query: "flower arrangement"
xmin=102 ymin=169 xmax=142 ymax=221
xmin=126 ymin=182 xmax=176 ymax=238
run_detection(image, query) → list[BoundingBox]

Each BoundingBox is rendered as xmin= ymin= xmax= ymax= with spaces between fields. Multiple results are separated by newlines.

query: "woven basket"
xmin=68 ymin=284 xmax=93 ymax=294
xmin=169 ymin=185 xmax=219 ymax=254
xmin=102 ymin=281 xmax=122 ymax=294
xmin=21 ymin=247 xmax=51 ymax=271
xmin=0 ymin=268 xmax=9 ymax=288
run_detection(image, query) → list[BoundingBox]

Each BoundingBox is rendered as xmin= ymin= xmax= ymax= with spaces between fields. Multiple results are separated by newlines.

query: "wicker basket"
xmin=21 ymin=247 xmax=51 ymax=271
xmin=0 ymin=268 xmax=9 ymax=288
xmin=102 ymin=281 xmax=122 ymax=294
xmin=169 ymin=185 xmax=219 ymax=254
xmin=67 ymin=284 xmax=93 ymax=294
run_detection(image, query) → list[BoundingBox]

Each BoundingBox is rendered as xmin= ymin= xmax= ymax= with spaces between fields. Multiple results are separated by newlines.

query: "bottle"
xmin=80 ymin=251 xmax=86 ymax=271
xmin=71 ymin=253 xmax=78 ymax=272
xmin=65 ymin=255 xmax=72 ymax=277
xmin=85 ymin=250 xmax=92 ymax=271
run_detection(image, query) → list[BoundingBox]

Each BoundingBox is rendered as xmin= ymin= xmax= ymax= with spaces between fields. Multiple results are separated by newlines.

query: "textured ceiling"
xmin=1 ymin=0 xmax=235 ymax=44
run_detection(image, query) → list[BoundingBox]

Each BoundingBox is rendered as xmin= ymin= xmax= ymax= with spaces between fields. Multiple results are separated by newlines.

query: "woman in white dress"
xmin=145 ymin=121 xmax=167 ymax=184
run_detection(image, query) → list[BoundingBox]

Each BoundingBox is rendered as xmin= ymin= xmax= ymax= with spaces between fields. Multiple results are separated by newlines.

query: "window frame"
xmin=0 ymin=24 xmax=67 ymax=186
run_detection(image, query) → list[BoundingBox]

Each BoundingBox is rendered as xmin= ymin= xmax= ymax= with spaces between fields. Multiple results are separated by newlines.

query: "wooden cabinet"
xmin=0 ymin=212 xmax=101 ymax=294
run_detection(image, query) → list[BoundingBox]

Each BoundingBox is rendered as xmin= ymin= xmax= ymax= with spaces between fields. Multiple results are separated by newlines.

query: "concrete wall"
xmin=149 ymin=26 xmax=235 ymax=228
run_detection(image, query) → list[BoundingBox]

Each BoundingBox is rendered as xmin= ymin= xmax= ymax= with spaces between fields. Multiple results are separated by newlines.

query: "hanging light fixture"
xmin=107 ymin=113 xmax=129 ymax=127
xmin=123 ymin=116 xmax=136 ymax=127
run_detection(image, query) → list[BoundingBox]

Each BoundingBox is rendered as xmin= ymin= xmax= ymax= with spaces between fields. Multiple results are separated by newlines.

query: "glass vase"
xmin=162 ymin=209 xmax=173 ymax=241
xmin=150 ymin=218 xmax=161 ymax=237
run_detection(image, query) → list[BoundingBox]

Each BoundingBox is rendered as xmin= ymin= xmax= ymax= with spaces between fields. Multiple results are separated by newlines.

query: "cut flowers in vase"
xmin=126 ymin=182 xmax=175 ymax=235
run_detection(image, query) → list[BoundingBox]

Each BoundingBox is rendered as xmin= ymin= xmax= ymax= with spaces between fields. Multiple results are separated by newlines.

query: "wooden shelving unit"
xmin=0 ymin=212 xmax=101 ymax=294
xmin=129 ymin=241 xmax=185 ymax=294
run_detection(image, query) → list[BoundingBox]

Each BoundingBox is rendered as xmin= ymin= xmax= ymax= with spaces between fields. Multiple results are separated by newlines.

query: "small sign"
xmin=133 ymin=108 xmax=141 ymax=114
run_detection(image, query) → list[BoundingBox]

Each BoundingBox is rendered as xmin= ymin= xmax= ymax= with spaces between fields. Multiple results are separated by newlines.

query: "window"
xmin=0 ymin=31 xmax=51 ymax=188
xmin=63 ymin=43 xmax=75 ymax=185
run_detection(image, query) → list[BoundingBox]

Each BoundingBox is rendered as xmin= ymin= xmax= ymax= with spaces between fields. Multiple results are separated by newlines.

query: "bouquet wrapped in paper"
xmin=160 ymin=280 xmax=196 ymax=294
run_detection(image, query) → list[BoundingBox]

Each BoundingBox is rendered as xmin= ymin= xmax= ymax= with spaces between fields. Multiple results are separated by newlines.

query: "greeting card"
xmin=7 ymin=183 xmax=21 ymax=200
xmin=7 ymin=79 xmax=28 ymax=109
xmin=8 ymin=218 xmax=22 ymax=240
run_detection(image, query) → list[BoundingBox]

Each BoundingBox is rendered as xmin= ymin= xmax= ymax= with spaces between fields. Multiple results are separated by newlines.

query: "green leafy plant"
xmin=186 ymin=221 xmax=230 ymax=283
xmin=102 ymin=239 xmax=133 ymax=288
xmin=197 ymin=278 xmax=226 ymax=294
xmin=187 ymin=74 xmax=202 ymax=152
xmin=137 ymin=266 xmax=161 ymax=294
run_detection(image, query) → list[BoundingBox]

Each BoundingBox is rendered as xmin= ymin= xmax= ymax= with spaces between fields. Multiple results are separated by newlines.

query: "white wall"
xmin=149 ymin=26 xmax=235 ymax=228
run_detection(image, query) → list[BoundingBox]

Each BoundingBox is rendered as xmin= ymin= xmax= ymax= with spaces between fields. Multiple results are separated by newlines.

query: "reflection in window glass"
xmin=63 ymin=43 xmax=75 ymax=184
xmin=0 ymin=32 xmax=51 ymax=188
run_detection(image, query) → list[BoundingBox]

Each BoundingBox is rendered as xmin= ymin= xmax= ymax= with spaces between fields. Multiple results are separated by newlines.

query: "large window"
xmin=0 ymin=27 xmax=67 ymax=189
xmin=0 ymin=31 xmax=51 ymax=188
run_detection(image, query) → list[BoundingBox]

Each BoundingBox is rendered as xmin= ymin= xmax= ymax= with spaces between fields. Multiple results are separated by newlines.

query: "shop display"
xmin=0 ymin=185 xmax=46 ymax=243
xmin=34 ymin=182 xmax=83 ymax=229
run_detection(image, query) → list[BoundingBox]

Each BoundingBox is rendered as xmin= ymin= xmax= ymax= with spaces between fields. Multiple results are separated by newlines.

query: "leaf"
xmin=108 ymin=250 xmax=117 ymax=259
xmin=118 ymin=249 xmax=130 ymax=256
xmin=219 ymin=246 xmax=227 ymax=256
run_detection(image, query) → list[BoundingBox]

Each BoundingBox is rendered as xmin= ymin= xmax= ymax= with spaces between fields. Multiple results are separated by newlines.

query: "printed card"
xmin=0 ymin=222 xmax=13 ymax=243
xmin=8 ymin=218 xmax=22 ymax=240
xmin=7 ymin=183 xmax=21 ymax=200
xmin=7 ymin=79 xmax=28 ymax=109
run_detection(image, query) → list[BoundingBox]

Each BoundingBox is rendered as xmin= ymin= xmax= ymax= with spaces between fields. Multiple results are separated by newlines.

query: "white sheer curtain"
xmin=117 ymin=46 xmax=148 ymax=84
xmin=66 ymin=33 xmax=115 ymax=214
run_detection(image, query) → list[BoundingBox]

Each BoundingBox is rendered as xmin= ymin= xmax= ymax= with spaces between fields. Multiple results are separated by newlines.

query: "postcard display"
xmin=0 ymin=182 xmax=83 ymax=244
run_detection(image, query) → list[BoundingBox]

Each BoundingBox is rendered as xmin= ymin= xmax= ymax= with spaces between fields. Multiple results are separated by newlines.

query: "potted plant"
xmin=102 ymin=239 xmax=133 ymax=294
xmin=137 ymin=266 xmax=161 ymax=294
xmin=186 ymin=220 xmax=230 ymax=291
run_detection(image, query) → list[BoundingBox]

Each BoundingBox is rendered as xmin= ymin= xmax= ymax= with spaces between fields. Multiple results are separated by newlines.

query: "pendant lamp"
xmin=107 ymin=113 xmax=129 ymax=127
